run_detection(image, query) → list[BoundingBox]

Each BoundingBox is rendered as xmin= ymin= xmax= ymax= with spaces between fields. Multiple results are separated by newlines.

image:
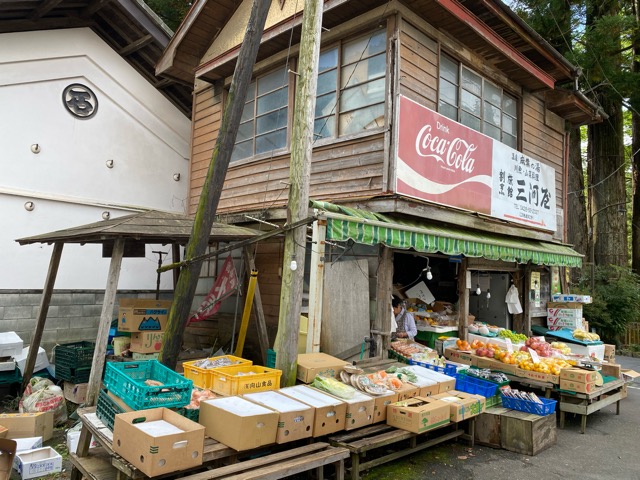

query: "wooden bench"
xmin=329 ymin=420 xmax=474 ymax=480
xmin=558 ymin=378 xmax=626 ymax=433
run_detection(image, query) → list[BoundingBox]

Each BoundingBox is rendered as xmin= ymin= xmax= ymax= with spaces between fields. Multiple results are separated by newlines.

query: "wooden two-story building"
xmin=157 ymin=0 xmax=600 ymax=357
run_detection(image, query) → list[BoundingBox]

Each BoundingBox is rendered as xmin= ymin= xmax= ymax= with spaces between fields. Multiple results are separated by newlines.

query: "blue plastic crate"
xmin=103 ymin=360 xmax=192 ymax=410
xmin=501 ymin=394 xmax=557 ymax=416
xmin=455 ymin=373 xmax=498 ymax=398
xmin=267 ymin=349 xmax=276 ymax=369
xmin=408 ymin=359 xmax=457 ymax=376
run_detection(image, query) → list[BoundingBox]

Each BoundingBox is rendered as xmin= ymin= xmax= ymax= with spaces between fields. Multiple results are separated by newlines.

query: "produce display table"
xmin=70 ymin=407 xmax=349 ymax=480
xmin=558 ymin=378 xmax=626 ymax=434
xmin=504 ymin=374 xmax=555 ymax=399
xmin=328 ymin=418 xmax=475 ymax=480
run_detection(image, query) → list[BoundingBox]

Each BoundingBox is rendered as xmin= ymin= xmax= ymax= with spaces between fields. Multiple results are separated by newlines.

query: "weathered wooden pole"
xmin=160 ymin=0 xmax=273 ymax=369
xmin=274 ymin=0 xmax=323 ymax=386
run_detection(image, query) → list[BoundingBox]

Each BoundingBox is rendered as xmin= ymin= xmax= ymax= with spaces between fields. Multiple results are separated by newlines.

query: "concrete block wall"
xmin=0 ymin=290 xmax=172 ymax=359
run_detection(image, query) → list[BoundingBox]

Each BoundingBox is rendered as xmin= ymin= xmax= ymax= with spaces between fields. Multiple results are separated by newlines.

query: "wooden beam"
xmin=21 ymin=243 xmax=63 ymax=394
xmin=306 ymin=219 xmax=327 ymax=353
xmin=86 ymin=238 xmax=124 ymax=407
xmin=81 ymin=0 xmax=112 ymax=17
xmin=0 ymin=17 xmax=93 ymax=34
xmin=118 ymin=34 xmax=154 ymax=56
xmin=374 ymin=246 xmax=393 ymax=357
xmin=457 ymin=258 xmax=469 ymax=339
xmin=243 ymin=247 xmax=269 ymax=364
xmin=28 ymin=0 xmax=64 ymax=20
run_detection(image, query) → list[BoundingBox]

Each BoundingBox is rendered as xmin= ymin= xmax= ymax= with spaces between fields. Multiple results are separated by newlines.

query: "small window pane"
xmin=342 ymin=30 xmax=386 ymax=65
xmin=461 ymin=90 xmax=481 ymax=115
xmin=256 ymin=108 xmax=288 ymax=134
xmin=485 ymin=82 xmax=501 ymax=107
xmin=484 ymin=102 xmax=501 ymax=127
xmin=440 ymin=80 xmax=457 ymax=107
xmin=462 ymin=68 xmax=482 ymax=96
xmin=257 ymin=68 xmax=287 ymax=96
xmin=236 ymin=121 xmax=254 ymax=143
xmin=483 ymin=122 xmax=501 ymax=141
xmin=502 ymin=114 xmax=516 ymax=135
xmin=256 ymin=129 xmax=286 ymax=154
xmin=502 ymin=133 xmax=517 ymax=148
xmin=257 ymin=87 xmax=288 ymax=115
xmin=460 ymin=111 xmax=481 ymax=131
xmin=319 ymin=48 xmax=338 ymax=72
xmin=314 ymin=117 xmax=335 ymax=140
xmin=438 ymin=101 xmax=458 ymax=121
xmin=317 ymin=70 xmax=337 ymax=95
xmin=503 ymin=94 xmax=517 ymax=116
xmin=316 ymin=92 xmax=337 ymax=118
xmin=440 ymin=55 xmax=459 ymax=84
xmin=340 ymin=78 xmax=385 ymax=112
xmin=231 ymin=140 xmax=253 ymax=162
xmin=341 ymin=53 xmax=385 ymax=89
xmin=240 ymin=101 xmax=254 ymax=123
xmin=339 ymin=103 xmax=385 ymax=135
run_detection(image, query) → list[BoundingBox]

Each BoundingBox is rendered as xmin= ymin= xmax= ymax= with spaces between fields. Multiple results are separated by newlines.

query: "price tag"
xmin=505 ymin=338 xmax=513 ymax=354
xmin=528 ymin=348 xmax=540 ymax=364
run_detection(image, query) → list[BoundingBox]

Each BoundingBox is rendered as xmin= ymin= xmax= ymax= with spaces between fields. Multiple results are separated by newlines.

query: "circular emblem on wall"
xmin=62 ymin=83 xmax=98 ymax=119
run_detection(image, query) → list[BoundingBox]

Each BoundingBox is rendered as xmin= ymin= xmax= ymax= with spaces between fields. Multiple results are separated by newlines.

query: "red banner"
xmin=188 ymin=255 xmax=238 ymax=323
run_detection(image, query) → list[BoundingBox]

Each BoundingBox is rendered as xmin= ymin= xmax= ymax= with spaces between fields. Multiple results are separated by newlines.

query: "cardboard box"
xmin=435 ymin=337 xmax=459 ymax=356
xmin=117 ymin=299 xmax=172 ymax=333
xmin=560 ymin=368 xmax=598 ymax=383
xmin=0 ymin=360 xmax=15 ymax=373
xmin=316 ymin=389 xmax=374 ymax=431
xmin=199 ymin=397 xmax=277 ymax=451
xmin=601 ymin=363 xmax=621 ymax=379
xmin=0 ymin=413 xmax=53 ymax=441
xmin=621 ymin=369 xmax=640 ymax=383
xmin=0 ymin=332 xmax=23 ymax=358
xmin=475 ymin=357 xmax=518 ymax=375
xmin=0 ymin=438 xmax=16 ymax=480
xmin=444 ymin=347 xmax=475 ymax=366
xmin=65 ymin=431 xmax=99 ymax=454
xmin=15 ymin=447 xmax=62 ymax=480
xmin=279 ymin=385 xmax=347 ymax=437
xmin=11 ymin=438 xmax=42 ymax=470
xmin=242 ymin=391 xmax=314 ymax=444
xmin=132 ymin=352 xmax=160 ymax=361
xmin=113 ymin=408 xmax=205 ymax=477
xmin=14 ymin=347 xmax=49 ymax=376
xmin=296 ymin=353 xmax=349 ymax=384
xmin=386 ymin=397 xmax=451 ymax=433
xmin=546 ymin=317 xmax=583 ymax=331
xmin=395 ymin=382 xmax=420 ymax=401
xmin=432 ymin=390 xmax=486 ymax=422
xmin=63 ymin=382 xmax=88 ymax=404
xmin=559 ymin=378 xmax=597 ymax=394
xmin=365 ymin=390 xmax=398 ymax=423
xmin=0 ymin=427 xmax=6 ymax=439
xmin=603 ymin=344 xmax=616 ymax=362
xmin=405 ymin=366 xmax=456 ymax=393
xmin=514 ymin=368 xmax=559 ymax=385
xmin=129 ymin=331 xmax=165 ymax=354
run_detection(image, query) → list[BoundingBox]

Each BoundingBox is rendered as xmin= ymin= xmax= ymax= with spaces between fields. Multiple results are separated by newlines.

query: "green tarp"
xmin=311 ymin=200 xmax=582 ymax=268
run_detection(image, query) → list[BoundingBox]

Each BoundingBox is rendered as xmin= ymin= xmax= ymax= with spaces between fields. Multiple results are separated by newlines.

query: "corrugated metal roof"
xmin=16 ymin=210 xmax=262 ymax=246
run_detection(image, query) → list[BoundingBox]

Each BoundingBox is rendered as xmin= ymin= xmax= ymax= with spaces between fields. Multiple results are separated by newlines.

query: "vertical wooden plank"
xmin=307 ymin=219 xmax=327 ymax=353
xmin=457 ymin=258 xmax=469 ymax=339
xmin=86 ymin=238 xmax=124 ymax=407
xmin=21 ymin=242 xmax=63 ymax=394
xmin=243 ymin=247 xmax=269 ymax=364
xmin=172 ymin=243 xmax=181 ymax=288
xmin=375 ymin=246 xmax=393 ymax=357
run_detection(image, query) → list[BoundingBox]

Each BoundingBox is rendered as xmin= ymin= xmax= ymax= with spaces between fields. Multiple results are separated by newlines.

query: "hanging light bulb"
xmin=426 ymin=267 xmax=433 ymax=281
xmin=486 ymin=289 xmax=491 ymax=299
xmin=476 ymin=284 xmax=481 ymax=295
xmin=290 ymin=254 xmax=298 ymax=271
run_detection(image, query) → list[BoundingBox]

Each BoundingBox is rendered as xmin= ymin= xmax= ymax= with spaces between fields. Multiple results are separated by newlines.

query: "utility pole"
xmin=274 ymin=0 xmax=324 ymax=386
xmin=160 ymin=0 xmax=273 ymax=369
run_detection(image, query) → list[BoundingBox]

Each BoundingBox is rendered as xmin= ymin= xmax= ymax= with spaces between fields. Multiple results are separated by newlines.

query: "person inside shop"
xmin=391 ymin=296 xmax=417 ymax=340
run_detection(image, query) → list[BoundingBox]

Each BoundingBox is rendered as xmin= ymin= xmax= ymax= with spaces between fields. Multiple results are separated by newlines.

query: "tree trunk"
xmin=567 ymin=126 xmax=588 ymax=284
xmin=632 ymin=0 xmax=640 ymax=274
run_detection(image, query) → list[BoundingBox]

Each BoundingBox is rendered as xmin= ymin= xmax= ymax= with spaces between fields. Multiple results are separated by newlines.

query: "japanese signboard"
xmin=396 ymin=95 xmax=556 ymax=232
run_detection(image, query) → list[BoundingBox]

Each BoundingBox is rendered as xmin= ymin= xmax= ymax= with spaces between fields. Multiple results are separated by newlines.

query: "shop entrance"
xmin=468 ymin=272 xmax=510 ymax=328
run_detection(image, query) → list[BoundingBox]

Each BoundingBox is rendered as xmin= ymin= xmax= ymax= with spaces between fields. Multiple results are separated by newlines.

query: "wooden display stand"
xmin=558 ymin=378 xmax=626 ymax=434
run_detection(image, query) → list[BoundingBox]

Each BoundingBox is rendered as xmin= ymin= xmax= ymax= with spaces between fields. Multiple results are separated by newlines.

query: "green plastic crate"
xmin=96 ymin=389 xmax=125 ymax=431
xmin=55 ymin=342 xmax=95 ymax=369
xmin=55 ymin=365 xmax=91 ymax=383
xmin=485 ymin=393 xmax=502 ymax=408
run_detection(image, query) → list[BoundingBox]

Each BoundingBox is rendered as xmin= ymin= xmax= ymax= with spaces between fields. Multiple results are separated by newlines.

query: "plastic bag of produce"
xmin=312 ymin=375 xmax=356 ymax=399
xmin=21 ymin=383 xmax=67 ymax=425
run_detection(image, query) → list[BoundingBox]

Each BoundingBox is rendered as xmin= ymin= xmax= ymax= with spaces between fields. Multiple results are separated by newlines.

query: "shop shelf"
xmin=408 ymin=359 xmax=457 ymax=376
xmin=54 ymin=341 xmax=95 ymax=370
xmin=455 ymin=373 xmax=498 ymax=398
xmin=103 ymin=360 xmax=192 ymax=410
xmin=182 ymin=355 xmax=252 ymax=389
xmin=209 ymin=365 xmax=281 ymax=396
xmin=500 ymin=394 xmax=557 ymax=416
xmin=96 ymin=389 xmax=126 ymax=431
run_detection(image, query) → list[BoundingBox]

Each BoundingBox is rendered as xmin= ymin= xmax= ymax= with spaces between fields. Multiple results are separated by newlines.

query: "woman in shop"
xmin=392 ymin=296 xmax=417 ymax=340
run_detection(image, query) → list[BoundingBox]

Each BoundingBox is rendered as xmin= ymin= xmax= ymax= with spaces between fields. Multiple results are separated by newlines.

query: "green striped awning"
xmin=311 ymin=201 xmax=582 ymax=268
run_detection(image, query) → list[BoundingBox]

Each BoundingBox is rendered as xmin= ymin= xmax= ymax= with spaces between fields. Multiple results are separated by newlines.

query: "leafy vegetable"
xmin=312 ymin=375 xmax=356 ymax=399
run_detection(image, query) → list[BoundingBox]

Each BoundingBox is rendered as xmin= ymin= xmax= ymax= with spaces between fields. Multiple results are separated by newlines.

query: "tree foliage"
xmin=146 ymin=0 xmax=191 ymax=32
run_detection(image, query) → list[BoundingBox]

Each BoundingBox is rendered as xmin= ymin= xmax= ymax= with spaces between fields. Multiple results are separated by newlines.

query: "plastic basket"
xmin=209 ymin=365 xmax=282 ymax=396
xmin=55 ymin=341 xmax=95 ymax=369
xmin=500 ymin=394 xmax=557 ymax=416
xmin=455 ymin=373 xmax=498 ymax=398
xmin=182 ymin=355 xmax=252 ymax=389
xmin=96 ymin=389 xmax=126 ymax=431
xmin=466 ymin=368 xmax=511 ymax=387
xmin=485 ymin=393 xmax=502 ymax=408
xmin=387 ymin=350 xmax=409 ymax=364
xmin=408 ymin=359 xmax=457 ymax=376
xmin=55 ymin=365 xmax=91 ymax=383
xmin=175 ymin=407 xmax=200 ymax=423
xmin=267 ymin=349 xmax=276 ymax=368
xmin=0 ymin=368 xmax=21 ymax=385
xmin=103 ymin=360 xmax=192 ymax=410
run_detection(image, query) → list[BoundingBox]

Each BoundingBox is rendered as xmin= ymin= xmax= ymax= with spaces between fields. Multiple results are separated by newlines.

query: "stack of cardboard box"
xmin=118 ymin=298 xmax=172 ymax=360
xmin=559 ymin=367 xmax=599 ymax=393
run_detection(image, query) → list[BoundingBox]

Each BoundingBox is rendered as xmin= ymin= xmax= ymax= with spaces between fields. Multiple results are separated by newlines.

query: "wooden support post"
xmin=172 ymin=243 xmax=181 ymax=288
xmin=86 ymin=238 xmax=124 ymax=407
xmin=243 ymin=248 xmax=269 ymax=364
xmin=457 ymin=258 xmax=469 ymax=339
xmin=234 ymin=270 xmax=258 ymax=358
xmin=21 ymin=242 xmax=63 ymax=394
xmin=274 ymin=0 xmax=323 ymax=386
xmin=307 ymin=219 xmax=327 ymax=353
xmin=374 ymin=247 xmax=393 ymax=357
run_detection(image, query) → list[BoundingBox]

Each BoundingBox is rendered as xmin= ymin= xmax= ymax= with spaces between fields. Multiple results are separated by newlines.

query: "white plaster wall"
xmin=0 ymin=28 xmax=191 ymax=289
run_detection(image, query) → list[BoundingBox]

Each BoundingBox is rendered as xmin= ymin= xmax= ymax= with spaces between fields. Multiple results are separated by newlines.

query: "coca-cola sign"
xmin=396 ymin=95 xmax=556 ymax=232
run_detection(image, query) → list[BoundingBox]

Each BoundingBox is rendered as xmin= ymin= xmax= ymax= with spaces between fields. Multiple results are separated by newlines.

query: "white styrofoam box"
xmin=0 ymin=359 xmax=16 ymax=372
xmin=15 ymin=447 xmax=62 ymax=479
xmin=12 ymin=437 xmax=43 ymax=471
xmin=0 ymin=331 xmax=23 ymax=358
xmin=66 ymin=430 xmax=99 ymax=454
xmin=14 ymin=347 xmax=50 ymax=375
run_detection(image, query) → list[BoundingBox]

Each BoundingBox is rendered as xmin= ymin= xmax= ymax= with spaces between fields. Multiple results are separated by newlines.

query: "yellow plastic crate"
xmin=210 ymin=365 xmax=282 ymax=396
xmin=182 ymin=355 xmax=252 ymax=389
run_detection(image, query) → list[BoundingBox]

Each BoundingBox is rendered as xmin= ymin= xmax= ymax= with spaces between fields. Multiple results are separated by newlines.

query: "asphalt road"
xmin=362 ymin=355 xmax=640 ymax=480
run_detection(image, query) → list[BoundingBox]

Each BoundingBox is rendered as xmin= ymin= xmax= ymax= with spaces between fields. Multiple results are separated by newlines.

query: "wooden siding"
xmin=398 ymin=20 xmax=438 ymax=110
xmin=522 ymin=93 xmax=565 ymax=210
xmin=252 ymin=238 xmax=284 ymax=340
